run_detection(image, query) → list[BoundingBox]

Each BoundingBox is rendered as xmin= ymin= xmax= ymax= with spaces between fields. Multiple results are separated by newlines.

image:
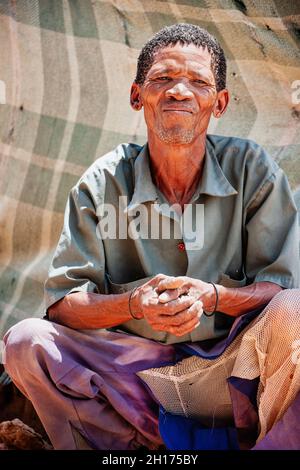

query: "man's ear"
xmin=213 ymin=89 xmax=229 ymax=118
xmin=130 ymin=82 xmax=143 ymax=111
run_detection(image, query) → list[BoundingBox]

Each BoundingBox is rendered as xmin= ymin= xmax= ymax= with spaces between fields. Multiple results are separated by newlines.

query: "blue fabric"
xmin=159 ymin=406 xmax=240 ymax=450
xmin=227 ymin=377 xmax=260 ymax=436
xmin=159 ymin=308 xmax=264 ymax=450
xmin=228 ymin=376 xmax=260 ymax=409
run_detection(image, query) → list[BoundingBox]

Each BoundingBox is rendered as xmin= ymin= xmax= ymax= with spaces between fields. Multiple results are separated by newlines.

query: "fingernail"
xmin=194 ymin=321 xmax=200 ymax=329
xmin=159 ymin=293 xmax=168 ymax=302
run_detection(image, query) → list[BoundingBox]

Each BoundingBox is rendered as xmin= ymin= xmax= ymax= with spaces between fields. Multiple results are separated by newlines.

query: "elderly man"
xmin=3 ymin=24 xmax=300 ymax=450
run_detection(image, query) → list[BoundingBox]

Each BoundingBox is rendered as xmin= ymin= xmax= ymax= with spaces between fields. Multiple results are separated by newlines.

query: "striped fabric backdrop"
xmin=0 ymin=0 xmax=299 ymax=336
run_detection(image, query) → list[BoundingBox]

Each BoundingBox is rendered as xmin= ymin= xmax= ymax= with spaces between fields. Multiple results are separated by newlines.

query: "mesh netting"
xmin=137 ymin=289 xmax=300 ymax=442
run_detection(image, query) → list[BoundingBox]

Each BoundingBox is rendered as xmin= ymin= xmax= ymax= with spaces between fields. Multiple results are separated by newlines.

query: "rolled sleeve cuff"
xmin=44 ymin=281 xmax=100 ymax=317
xmin=253 ymin=274 xmax=297 ymax=289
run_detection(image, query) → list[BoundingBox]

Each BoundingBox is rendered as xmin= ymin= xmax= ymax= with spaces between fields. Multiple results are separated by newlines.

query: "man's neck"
xmin=148 ymin=132 xmax=207 ymax=209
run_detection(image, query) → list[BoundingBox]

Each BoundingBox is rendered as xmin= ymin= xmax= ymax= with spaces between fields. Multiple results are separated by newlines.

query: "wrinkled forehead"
xmin=147 ymin=44 xmax=214 ymax=79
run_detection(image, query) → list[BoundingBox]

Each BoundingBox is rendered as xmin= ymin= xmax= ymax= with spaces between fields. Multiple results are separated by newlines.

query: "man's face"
xmin=132 ymin=43 xmax=226 ymax=145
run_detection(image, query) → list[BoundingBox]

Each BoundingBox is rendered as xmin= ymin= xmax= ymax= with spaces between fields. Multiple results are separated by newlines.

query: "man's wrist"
xmin=128 ymin=287 xmax=144 ymax=320
xmin=205 ymin=282 xmax=219 ymax=315
xmin=210 ymin=285 xmax=237 ymax=316
xmin=203 ymin=282 xmax=218 ymax=313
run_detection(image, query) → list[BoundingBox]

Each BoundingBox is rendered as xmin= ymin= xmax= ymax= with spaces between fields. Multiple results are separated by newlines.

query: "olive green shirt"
xmin=44 ymin=135 xmax=299 ymax=344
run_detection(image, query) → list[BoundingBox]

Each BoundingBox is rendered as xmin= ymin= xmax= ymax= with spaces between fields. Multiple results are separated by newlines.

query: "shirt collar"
xmin=190 ymin=137 xmax=238 ymax=202
xmin=124 ymin=138 xmax=237 ymax=213
xmin=124 ymin=144 xmax=158 ymax=214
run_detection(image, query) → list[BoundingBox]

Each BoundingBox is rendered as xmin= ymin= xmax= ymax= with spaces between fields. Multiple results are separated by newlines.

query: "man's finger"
xmin=156 ymin=294 xmax=195 ymax=315
xmin=156 ymin=276 xmax=187 ymax=292
xmin=167 ymin=317 xmax=201 ymax=337
xmin=149 ymin=273 xmax=168 ymax=286
xmin=150 ymin=316 xmax=200 ymax=335
xmin=158 ymin=287 xmax=188 ymax=303
xmin=161 ymin=308 xmax=199 ymax=327
xmin=158 ymin=289 xmax=179 ymax=303
xmin=187 ymin=300 xmax=203 ymax=318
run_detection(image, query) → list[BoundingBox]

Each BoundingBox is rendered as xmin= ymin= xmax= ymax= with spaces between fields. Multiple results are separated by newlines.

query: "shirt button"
xmin=177 ymin=241 xmax=185 ymax=251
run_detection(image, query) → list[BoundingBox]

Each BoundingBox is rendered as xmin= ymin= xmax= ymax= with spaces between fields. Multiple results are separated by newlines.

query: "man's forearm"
xmin=215 ymin=281 xmax=283 ymax=317
xmin=48 ymin=291 xmax=133 ymax=329
xmin=48 ymin=280 xmax=283 ymax=330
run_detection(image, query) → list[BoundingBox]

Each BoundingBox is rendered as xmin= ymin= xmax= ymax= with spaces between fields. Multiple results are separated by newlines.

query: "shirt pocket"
xmin=105 ymin=273 xmax=153 ymax=294
xmin=218 ymin=272 xmax=247 ymax=288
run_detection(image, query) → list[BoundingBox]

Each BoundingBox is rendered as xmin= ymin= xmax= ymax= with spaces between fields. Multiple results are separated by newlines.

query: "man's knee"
xmin=265 ymin=288 xmax=300 ymax=343
xmin=3 ymin=318 xmax=55 ymax=377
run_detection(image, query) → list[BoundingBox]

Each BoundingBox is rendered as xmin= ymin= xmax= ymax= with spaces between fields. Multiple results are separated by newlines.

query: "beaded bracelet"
xmin=129 ymin=286 xmax=143 ymax=320
xmin=203 ymin=282 xmax=219 ymax=317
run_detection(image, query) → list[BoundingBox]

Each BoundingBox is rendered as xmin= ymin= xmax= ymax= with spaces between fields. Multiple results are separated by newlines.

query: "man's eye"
xmin=193 ymin=79 xmax=206 ymax=85
xmin=155 ymin=76 xmax=171 ymax=81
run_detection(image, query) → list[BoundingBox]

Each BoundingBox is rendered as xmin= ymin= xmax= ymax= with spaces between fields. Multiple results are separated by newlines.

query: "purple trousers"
xmin=3 ymin=319 xmax=175 ymax=450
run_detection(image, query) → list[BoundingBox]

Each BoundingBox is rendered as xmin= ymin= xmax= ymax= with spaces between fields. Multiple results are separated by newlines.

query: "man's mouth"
xmin=162 ymin=108 xmax=194 ymax=114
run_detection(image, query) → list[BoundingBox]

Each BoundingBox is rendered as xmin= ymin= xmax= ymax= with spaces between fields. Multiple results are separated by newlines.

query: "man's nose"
xmin=165 ymin=82 xmax=193 ymax=100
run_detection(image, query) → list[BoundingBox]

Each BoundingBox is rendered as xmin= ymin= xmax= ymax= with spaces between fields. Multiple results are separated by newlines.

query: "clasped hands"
xmin=130 ymin=274 xmax=215 ymax=337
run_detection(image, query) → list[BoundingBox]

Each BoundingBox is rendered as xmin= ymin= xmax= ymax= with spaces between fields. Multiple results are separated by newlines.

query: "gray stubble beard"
xmin=156 ymin=125 xmax=195 ymax=145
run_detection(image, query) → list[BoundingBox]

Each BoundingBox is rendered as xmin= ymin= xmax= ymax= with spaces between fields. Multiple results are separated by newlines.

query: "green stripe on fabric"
xmin=278 ymin=155 xmax=300 ymax=190
xmin=213 ymin=63 xmax=257 ymax=138
xmin=96 ymin=6 xmax=155 ymax=48
xmin=12 ymin=107 xmax=41 ymax=153
xmin=97 ymin=0 xmax=294 ymax=25
xmin=93 ymin=2 xmax=152 ymax=46
xmin=171 ymin=18 xmax=235 ymax=60
xmin=15 ymin=277 xmax=44 ymax=314
xmin=285 ymin=21 xmax=300 ymax=44
xmin=264 ymin=145 xmax=300 ymax=163
xmin=0 ymin=268 xmax=20 ymax=304
xmin=0 ymin=106 xmax=40 ymax=155
xmin=97 ymin=129 xmax=146 ymax=156
xmin=129 ymin=13 xmax=235 ymax=63
xmin=91 ymin=2 xmax=130 ymax=43
xmin=0 ymin=0 xmax=40 ymax=27
xmin=10 ymin=204 xmax=44 ymax=270
xmin=0 ymin=107 xmax=56 ymax=158
xmin=66 ymin=122 xmax=101 ymax=166
xmin=89 ymin=8 xmax=298 ymax=68
xmin=20 ymin=163 xmax=53 ymax=208
xmin=213 ymin=23 xmax=298 ymax=65
xmin=75 ymin=38 xmax=108 ymax=130
xmin=200 ymin=0 xmax=278 ymax=17
xmin=144 ymin=12 xmax=182 ymax=37
xmin=230 ymin=0 xmax=277 ymax=17
xmin=0 ymin=0 xmax=64 ymax=32
xmin=68 ymin=0 xmax=99 ymax=38
xmin=273 ymin=0 xmax=300 ymax=17
xmin=39 ymin=0 xmax=65 ymax=33
xmin=166 ymin=0 xmax=208 ymax=6
xmin=39 ymin=26 xmax=71 ymax=120
xmin=0 ymin=104 xmax=15 ymax=144
xmin=0 ymin=106 xmax=146 ymax=163
xmin=0 ymin=156 xmax=29 ymax=200
xmin=69 ymin=1 xmax=109 ymax=133
xmin=34 ymin=115 xmax=67 ymax=160
xmin=54 ymin=172 xmax=80 ymax=213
